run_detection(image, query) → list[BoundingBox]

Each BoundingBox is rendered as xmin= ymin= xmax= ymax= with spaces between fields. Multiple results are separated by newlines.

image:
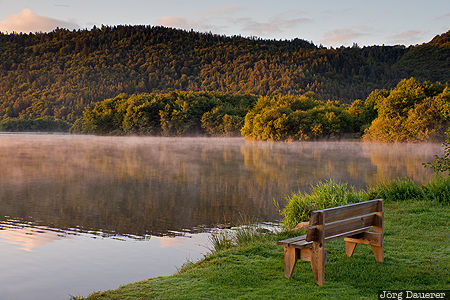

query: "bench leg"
xmin=311 ymin=242 xmax=325 ymax=285
xmin=284 ymin=246 xmax=298 ymax=279
xmin=371 ymin=245 xmax=383 ymax=263
xmin=345 ymin=241 xmax=357 ymax=257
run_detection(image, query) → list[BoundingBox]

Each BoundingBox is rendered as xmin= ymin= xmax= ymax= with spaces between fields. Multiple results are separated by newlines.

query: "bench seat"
xmin=277 ymin=235 xmax=312 ymax=248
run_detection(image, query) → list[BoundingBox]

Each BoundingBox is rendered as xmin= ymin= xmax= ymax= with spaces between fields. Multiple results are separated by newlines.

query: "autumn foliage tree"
xmin=240 ymin=92 xmax=357 ymax=141
xmin=363 ymin=78 xmax=449 ymax=142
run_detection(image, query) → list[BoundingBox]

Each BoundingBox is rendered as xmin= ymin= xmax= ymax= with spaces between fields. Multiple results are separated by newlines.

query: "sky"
xmin=0 ymin=0 xmax=449 ymax=47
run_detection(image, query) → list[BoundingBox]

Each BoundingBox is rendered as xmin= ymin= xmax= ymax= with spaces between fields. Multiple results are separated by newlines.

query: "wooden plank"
xmin=324 ymin=227 xmax=371 ymax=242
xmin=311 ymin=241 xmax=325 ymax=285
xmin=371 ymin=199 xmax=384 ymax=263
xmin=300 ymin=248 xmax=312 ymax=261
xmin=345 ymin=241 xmax=357 ymax=257
xmin=307 ymin=214 xmax=375 ymax=241
xmin=277 ymin=234 xmax=307 ymax=245
xmin=344 ymin=232 xmax=382 ymax=246
xmin=324 ymin=214 xmax=376 ymax=238
xmin=284 ymin=246 xmax=298 ymax=279
xmin=309 ymin=199 xmax=381 ymax=224
xmin=289 ymin=239 xmax=312 ymax=248
xmin=345 ymin=238 xmax=370 ymax=245
xmin=306 ymin=211 xmax=324 ymax=242
xmin=371 ymin=245 xmax=383 ymax=263
xmin=305 ymin=225 xmax=318 ymax=242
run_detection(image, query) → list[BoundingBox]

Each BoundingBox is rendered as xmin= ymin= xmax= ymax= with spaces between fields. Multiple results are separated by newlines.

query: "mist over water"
xmin=0 ymin=134 xmax=440 ymax=235
xmin=0 ymin=134 xmax=441 ymax=299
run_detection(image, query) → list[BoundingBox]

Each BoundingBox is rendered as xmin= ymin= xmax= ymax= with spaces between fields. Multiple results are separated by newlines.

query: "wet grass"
xmin=84 ymin=199 xmax=449 ymax=299
xmin=281 ymin=176 xmax=449 ymax=229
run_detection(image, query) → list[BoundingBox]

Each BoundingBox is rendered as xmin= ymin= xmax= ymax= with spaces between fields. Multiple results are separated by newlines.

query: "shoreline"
xmin=0 ymin=132 xmax=445 ymax=144
xmin=81 ymin=177 xmax=449 ymax=299
xmin=82 ymin=200 xmax=449 ymax=299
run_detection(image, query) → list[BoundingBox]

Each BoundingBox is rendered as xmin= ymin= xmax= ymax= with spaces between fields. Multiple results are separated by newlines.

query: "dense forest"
xmin=0 ymin=25 xmax=449 ymax=129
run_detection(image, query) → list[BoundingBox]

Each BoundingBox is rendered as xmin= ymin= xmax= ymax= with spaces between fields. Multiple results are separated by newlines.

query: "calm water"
xmin=0 ymin=134 xmax=440 ymax=299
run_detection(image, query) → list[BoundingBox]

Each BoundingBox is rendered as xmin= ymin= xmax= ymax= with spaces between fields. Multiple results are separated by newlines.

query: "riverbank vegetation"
xmin=242 ymin=78 xmax=448 ymax=141
xmin=82 ymin=177 xmax=449 ymax=299
xmin=70 ymin=92 xmax=256 ymax=136
xmin=0 ymin=27 xmax=448 ymax=125
xmin=363 ymin=79 xmax=449 ymax=142
xmin=0 ymin=118 xmax=70 ymax=132
xmin=69 ymin=78 xmax=448 ymax=142
xmin=424 ymin=130 xmax=450 ymax=173
xmin=280 ymin=177 xmax=449 ymax=229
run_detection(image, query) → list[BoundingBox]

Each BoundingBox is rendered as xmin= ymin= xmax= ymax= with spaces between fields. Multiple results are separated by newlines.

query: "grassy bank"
xmin=84 ymin=179 xmax=449 ymax=299
xmin=281 ymin=177 xmax=449 ymax=229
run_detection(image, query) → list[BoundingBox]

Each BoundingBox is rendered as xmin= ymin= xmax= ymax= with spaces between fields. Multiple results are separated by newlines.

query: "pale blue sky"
xmin=0 ymin=0 xmax=449 ymax=47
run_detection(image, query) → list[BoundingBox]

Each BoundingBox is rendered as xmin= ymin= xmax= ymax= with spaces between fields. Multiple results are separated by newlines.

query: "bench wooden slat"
xmin=285 ymin=227 xmax=376 ymax=247
xmin=290 ymin=239 xmax=312 ymax=248
xmin=276 ymin=234 xmax=307 ymax=245
xmin=324 ymin=214 xmax=376 ymax=238
xmin=324 ymin=227 xmax=371 ymax=242
xmin=306 ymin=214 xmax=377 ymax=241
xmin=310 ymin=199 xmax=382 ymax=224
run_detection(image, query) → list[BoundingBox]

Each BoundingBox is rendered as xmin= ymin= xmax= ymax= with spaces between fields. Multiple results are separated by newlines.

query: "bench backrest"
xmin=306 ymin=199 xmax=383 ymax=243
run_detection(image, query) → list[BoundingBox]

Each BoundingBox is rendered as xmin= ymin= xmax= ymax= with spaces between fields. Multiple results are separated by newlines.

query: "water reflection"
xmin=0 ymin=135 xmax=441 ymax=299
xmin=0 ymin=219 xmax=210 ymax=300
xmin=0 ymin=219 xmax=152 ymax=252
xmin=0 ymin=220 xmax=65 ymax=251
xmin=0 ymin=135 xmax=440 ymax=238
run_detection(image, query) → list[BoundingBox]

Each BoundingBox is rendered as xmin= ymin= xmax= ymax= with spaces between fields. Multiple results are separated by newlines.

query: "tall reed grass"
xmin=209 ymin=215 xmax=266 ymax=252
xmin=279 ymin=180 xmax=368 ymax=229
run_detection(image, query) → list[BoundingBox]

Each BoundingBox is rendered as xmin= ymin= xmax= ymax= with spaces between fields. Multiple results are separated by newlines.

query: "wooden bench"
xmin=277 ymin=199 xmax=384 ymax=285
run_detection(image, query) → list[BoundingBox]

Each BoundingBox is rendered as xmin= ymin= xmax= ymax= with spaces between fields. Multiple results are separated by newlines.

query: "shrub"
xmin=424 ymin=129 xmax=450 ymax=174
xmin=279 ymin=180 xmax=367 ymax=229
xmin=0 ymin=118 xmax=71 ymax=132
xmin=367 ymin=178 xmax=423 ymax=202
xmin=422 ymin=176 xmax=450 ymax=203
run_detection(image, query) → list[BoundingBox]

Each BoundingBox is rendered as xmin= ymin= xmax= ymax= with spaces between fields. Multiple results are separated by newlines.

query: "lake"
xmin=0 ymin=134 xmax=440 ymax=299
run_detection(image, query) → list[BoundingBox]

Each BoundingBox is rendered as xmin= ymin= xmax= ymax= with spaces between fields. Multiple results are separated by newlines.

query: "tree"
xmin=363 ymin=78 xmax=448 ymax=142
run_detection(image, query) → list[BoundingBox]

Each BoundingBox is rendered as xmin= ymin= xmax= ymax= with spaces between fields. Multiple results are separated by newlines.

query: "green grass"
xmin=281 ymin=176 xmax=449 ymax=229
xmin=279 ymin=180 xmax=368 ymax=229
xmin=84 ymin=200 xmax=449 ymax=299
xmin=367 ymin=176 xmax=449 ymax=204
xmin=209 ymin=230 xmax=235 ymax=252
xmin=209 ymin=216 xmax=265 ymax=252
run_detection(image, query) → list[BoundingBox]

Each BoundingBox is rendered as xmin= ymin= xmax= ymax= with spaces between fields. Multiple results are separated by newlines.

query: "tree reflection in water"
xmin=0 ymin=135 xmax=439 ymax=237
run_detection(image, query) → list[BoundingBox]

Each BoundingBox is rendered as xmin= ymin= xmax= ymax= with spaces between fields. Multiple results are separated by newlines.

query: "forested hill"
xmin=0 ymin=25 xmax=448 ymax=123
